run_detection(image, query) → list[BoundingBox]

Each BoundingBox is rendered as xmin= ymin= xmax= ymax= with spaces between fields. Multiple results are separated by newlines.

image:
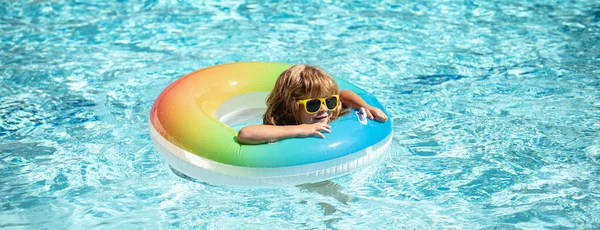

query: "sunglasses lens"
xmin=325 ymin=96 xmax=338 ymax=109
xmin=305 ymin=99 xmax=321 ymax=113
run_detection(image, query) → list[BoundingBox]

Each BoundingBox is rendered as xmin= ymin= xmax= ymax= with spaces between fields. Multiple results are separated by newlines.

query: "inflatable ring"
xmin=149 ymin=62 xmax=393 ymax=187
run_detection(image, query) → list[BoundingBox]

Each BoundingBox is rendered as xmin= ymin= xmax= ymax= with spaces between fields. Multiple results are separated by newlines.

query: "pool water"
xmin=2 ymin=1 xmax=599 ymax=229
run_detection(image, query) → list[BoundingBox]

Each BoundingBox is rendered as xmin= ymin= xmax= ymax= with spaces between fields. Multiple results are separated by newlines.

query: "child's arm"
xmin=339 ymin=90 xmax=388 ymax=122
xmin=237 ymin=123 xmax=331 ymax=144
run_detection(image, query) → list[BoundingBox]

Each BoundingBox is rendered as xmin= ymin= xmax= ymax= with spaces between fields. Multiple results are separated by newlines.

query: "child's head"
xmin=263 ymin=65 xmax=343 ymax=125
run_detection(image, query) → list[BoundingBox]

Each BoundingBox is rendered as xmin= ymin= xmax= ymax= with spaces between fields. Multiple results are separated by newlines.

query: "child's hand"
xmin=297 ymin=123 xmax=331 ymax=139
xmin=365 ymin=106 xmax=388 ymax=122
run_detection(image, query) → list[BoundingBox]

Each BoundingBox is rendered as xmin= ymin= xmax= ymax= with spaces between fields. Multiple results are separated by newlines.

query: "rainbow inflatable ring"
xmin=149 ymin=62 xmax=393 ymax=187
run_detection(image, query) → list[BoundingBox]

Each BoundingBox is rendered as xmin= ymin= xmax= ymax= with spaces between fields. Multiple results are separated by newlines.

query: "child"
xmin=237 ymin=64 xmax=388 ymax=144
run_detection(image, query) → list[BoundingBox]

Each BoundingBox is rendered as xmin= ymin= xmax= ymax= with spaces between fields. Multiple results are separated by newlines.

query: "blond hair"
xmin=263 ymin=65 xmax=345 ymax=125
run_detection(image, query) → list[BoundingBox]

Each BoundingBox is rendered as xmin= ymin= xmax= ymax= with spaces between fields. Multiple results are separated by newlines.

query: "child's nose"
xmin=319 ymin=103 xmax=328 ymax=111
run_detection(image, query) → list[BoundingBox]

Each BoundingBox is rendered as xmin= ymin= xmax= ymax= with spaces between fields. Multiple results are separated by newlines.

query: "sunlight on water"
xmin=1 ymin=0 xmax=599 ymax=229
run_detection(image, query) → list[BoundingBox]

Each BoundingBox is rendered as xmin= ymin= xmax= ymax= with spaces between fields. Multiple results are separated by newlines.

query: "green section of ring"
xmin=150 ymin=62 xmax=293 ymax=166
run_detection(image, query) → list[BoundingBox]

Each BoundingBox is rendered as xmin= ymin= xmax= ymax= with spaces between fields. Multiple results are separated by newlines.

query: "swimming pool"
xmin=1 ymin=0 xmax=599 ymax=228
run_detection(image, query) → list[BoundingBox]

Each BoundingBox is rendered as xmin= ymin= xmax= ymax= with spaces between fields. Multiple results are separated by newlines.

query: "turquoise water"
xmin=2 ymin=1 xmax=599 ymax=229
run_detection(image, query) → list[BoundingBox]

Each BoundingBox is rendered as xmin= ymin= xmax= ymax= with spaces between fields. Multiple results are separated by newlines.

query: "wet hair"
xmin=263 ymin=65 xmax=345 ymax=125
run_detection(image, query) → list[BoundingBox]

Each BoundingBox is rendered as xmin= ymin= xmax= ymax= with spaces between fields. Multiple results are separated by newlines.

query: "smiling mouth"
xmin=314 ymin=115 xmax=328 ymax=120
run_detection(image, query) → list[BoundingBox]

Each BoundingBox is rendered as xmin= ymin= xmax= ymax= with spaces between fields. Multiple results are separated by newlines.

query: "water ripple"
xmin=0 ymin=95 xmax=46 ymax=137
xmin=1 ymin=0 xmax=599 ymax=229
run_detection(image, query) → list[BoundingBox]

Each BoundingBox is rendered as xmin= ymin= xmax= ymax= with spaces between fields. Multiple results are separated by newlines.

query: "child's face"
xmin=297 ymin=94 xmax=337 ymax=124
xmin=299 ymin=103 xmax=332 ymax=124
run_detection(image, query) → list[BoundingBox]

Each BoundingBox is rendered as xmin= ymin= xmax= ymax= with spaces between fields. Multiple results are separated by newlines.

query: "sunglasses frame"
xmin=297 ymin=94 xmax=340 ymax=114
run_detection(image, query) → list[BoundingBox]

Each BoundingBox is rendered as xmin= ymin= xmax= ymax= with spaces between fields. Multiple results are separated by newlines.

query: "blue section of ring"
xmin=239 ymin=77 xmax=393 ymax=167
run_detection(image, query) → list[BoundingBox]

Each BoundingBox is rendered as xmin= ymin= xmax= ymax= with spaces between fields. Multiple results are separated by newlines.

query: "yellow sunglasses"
xmin=297 ymin=95 xmax=340 ymax=114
